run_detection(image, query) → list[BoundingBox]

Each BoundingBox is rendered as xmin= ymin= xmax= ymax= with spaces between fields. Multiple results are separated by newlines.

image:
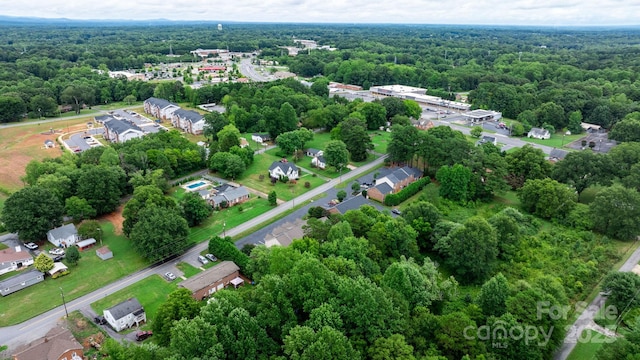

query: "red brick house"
xmin=367 ymin=166 xmax=422 ymax=203
xmin=12 ymin=326 xmax=83 ymax=360
xmin=179 ymin=261 xmax=244 ymax=300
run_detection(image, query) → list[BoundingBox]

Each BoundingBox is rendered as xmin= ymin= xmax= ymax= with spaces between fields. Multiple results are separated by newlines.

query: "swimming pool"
xmin=187 ymin=181 xmax=206 ymax=189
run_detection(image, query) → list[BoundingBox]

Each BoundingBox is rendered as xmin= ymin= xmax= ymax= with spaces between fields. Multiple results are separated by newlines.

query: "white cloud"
xmin=1 ymin=0 xmax=639 ymax=25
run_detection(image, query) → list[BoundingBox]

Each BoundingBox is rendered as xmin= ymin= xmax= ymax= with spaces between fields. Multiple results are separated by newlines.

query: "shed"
xmin=96 ymin=246 xmax=113 ymax=260
xmin=48 ymin=262 xmax=69 ymax=277
xmin=76 ymin=238 xmax=97 ymax=251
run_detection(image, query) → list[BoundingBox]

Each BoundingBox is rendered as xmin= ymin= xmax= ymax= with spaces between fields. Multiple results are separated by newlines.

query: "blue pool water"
xmin=187 ymin=181 xmax=206 ymax=189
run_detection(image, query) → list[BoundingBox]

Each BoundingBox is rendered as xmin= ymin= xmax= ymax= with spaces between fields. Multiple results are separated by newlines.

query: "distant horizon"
xmin=1 ymin=15 xmax=639 ymax=30
xmin=1 ymin=0 xmax=639 ymax=27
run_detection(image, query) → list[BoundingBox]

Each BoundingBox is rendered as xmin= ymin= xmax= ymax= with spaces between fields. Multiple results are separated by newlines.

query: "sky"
xmin=0 ymin=0 xmax=638 ymax=26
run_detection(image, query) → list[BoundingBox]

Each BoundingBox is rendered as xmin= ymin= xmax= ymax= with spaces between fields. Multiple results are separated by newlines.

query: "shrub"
xmin=383 ymin=177 xmax=431 ymax=206
xmin=304 ymin=181 xmax=311 ymax=188
xmin=259 ymin=174 xmax=265 ymax=181
xmin=237 ymin=205 xmax=244 ymax=213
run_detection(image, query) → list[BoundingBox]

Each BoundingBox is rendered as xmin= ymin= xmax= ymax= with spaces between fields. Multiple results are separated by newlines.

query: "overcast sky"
xmin=1 ymin=0 xmax=638 ymax=26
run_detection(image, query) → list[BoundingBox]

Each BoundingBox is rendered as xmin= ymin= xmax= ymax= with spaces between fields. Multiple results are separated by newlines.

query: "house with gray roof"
xmin=47 ymin=224 xmax=79 ymax=248
xmin=251 ymin=133 xmax=271 ymax=143
xmin=0 ymin=246 xmax=33 ymax=276
xmin=0 ymin=270 xmax=44 ymax=296
xmin=269 ymin=160 xmax=299 ymax=180
xmin=179 ymin=261 xmax=242 ymax=300
xmin=528 ymin=127 xmax=551 ymax=140
xmin=103 ymin=297 xmax=146 ymax=332
xmin=171 ymin=109 xmax=205 ymax=135
xmin=206 ymin=186 xmax=250 ymax=209
xmin=143 ymin=97 xmax=180 ymax=120
xmin=328 ymin=195 xmax=372 ymax=215
xmin=477 ymin=135 xmax=497 ymax=146
xmin=367 ymin=166 xmax=423 ymax=202
xmin=103 ymin=118 xmax=145 ymax=143
xmin=94 ymin=114 xmax=114 ymax=124
xmin=306 ymin=148 xmax=323 ymax=157
xmin=549 ymin=148 xmax=570 ymax=162
xmin=311 ymin=155 xmax=326 ymax=169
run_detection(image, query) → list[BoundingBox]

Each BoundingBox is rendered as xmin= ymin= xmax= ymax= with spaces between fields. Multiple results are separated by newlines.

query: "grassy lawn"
xmin=187 ymin=197 xmax=275 ymax=243
xmin=95 ymin=101 xmax=143 ymax=111
xmin=0 ymin=242 xmax=7 ymax=250
xmin=65 ymin=310 xmax=108 ymax=357
xmin=91 ymin=275 xmax=178 ymax=330
xmin=304 ymin=131 xmax=332 ymax=150
xmin=234 ymin=150 xmax=326 ymax=202
xmin=369 ymin=131 xmax=391 ymax=154
xmin=520 ymin=132 xmax=584 ymax=148
xmin=176 ymin=262 xmax=202 ymax=278
xmin=566 ymin=330 xmax=605 ymax=360
xmin=0 ymin=221 xmax=148 ymax=326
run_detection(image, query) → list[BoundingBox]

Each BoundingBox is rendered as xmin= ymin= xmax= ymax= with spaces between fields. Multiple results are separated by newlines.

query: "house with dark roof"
xmin=103 ymin=297 xmax=146 ymax=332
xmin=0 ymin=246 xmax=33 ymax=276
xmin=269 ymin=160 xmax=299 ymax=179
xmin=179 ymin=261 xmax=243 ymax=300
xmin=12 ymin=326 xmax=83 ymax=360
xmin=549 ymin=148 xmax=570 ymax=162
xmin=0 ymin=270 xmax=44 ymax=296
xmin=94 ymin=114 xmax=114 ymax=124
xmin=207 ymin=186 xmax=251 ymax=208
xmin=171 ymin=109 xmax=205 ymax=134
xmin=327 ymin=195 xmax=372 ymax=215
xmin=476 ymin=135 xmax=497 ymax=146
xmin=143 ymin=97 xmax=180 ymax=120
xmin=47 ymin=224 xmax=79 ymax=248
xmin=528 ymin=127 xmax=551 ymax=140
xmin=103 ymin=118 xmax=145 ymax=143
xmin=367 ymin=166 xmax=422 ymax=202
xmin=311 ymin=155 xmax=326 ymax=169
xmin=306 ymin=148 xmax=323 ymax=157
xmin=263 ymin=218 xmax=306 ymax=247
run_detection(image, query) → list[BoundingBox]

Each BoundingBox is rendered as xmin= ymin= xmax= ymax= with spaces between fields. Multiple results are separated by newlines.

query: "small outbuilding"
xmin=96 ymin=246 xmax=113 ymax=260
xmin=0 ymin=270 xmax=44 ymax=296
xmin=76 ymin=238 xmax=97 ymax=251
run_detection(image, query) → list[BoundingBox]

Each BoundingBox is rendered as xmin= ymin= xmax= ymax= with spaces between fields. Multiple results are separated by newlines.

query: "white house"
xmin=476 ymin=135 xmax=497 ymax=146
xmin=103 ymin=118 xmax=146 ymax=143
xmin=528 ymin=127 xmax=551 ymax=140
xmin=306 ymin=148 xmax=323 ymax=157
xmin=0 ymin=246 xmax=33 ymax=276
xmin=47 ymin=224 xmax=79 ymax=248
xmin=311 ymin=155 xmax=326 ymax=169
xmin=269 ymin=160 xmax=299 ymax=179
xmin=251 ymin=133 xmax=271 ymax=144
xmin=103 ymin=297 xmax=147 ymax=332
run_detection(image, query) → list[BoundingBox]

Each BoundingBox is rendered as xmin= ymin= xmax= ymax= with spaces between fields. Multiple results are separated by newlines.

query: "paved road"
xmin=553 ymin=241 xmax=640 ymax=360
xmin=239 ymin=58 xmax=272 ymax=82
xmin=0 ymin=105 xmax=142 ymax=130
xmin=0 ymin=153 xmax=387 ymax=351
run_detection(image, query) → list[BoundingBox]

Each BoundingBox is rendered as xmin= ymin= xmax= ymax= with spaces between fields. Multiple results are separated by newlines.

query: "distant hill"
xmin=0 ymin=15 xmax=231 ymax=26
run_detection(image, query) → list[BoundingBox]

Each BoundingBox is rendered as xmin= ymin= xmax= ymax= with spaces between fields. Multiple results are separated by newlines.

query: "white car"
xmin=49 ymin=248 xmax=65 ymax=256
xmin=164 ymin=272 xmax=177 ymax=281
xmin=24 ymin=242 xmax=38 ymax=250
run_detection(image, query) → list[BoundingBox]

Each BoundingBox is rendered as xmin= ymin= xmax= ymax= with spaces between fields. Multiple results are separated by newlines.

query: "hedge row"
xmin=383 ymin=177 xmax=431 ymax=206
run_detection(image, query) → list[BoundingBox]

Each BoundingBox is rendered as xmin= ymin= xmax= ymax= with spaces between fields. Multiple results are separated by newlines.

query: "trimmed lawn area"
xmin=304 ymin=131 xmax=332 ymax=150
xmin=369 ymin=131 xmax=391 ymax=154
xmin=187 ymin=197 xmax=275 ymax=243
xmin=91 ymin=275 xmax=177 ymax=330
xmin=234 ymin=150 xmax=326 ymax=202
xmin=0 ymin=221 xmax=148 ymax=326
xmin=566 ymin=330 xmax=605 ymax=360
xmin=176 ymin=262 xmax=202 ymax=278
xmin=95 ymin=101 xmax=143 ymax=111
xmin=521 ymin=132 xmax=584 ymax=148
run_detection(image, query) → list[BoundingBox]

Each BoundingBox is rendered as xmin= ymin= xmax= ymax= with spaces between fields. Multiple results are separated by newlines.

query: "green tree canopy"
xmin=129 ymin=205 xmax=190 ymax=262
xmin=2 ymin=186 xmax=63 ymax=242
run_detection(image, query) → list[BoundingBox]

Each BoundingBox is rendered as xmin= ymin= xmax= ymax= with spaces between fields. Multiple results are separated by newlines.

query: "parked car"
xmin=49 ymin=248 xmax=65 ymax=256
xmin=164 ymin=272 xmax=176 ymax=281
xmin=24 ymin=242 xmax=38 ymax=250
xmin=94 ymin=315 xmax=106 ymax=325
xmin=205 ymin=253 xmax=217 ymax=262
xmin=197 ymin=255 xmax=209 ymax=265
xmin=135 ymin=330 xmax=153 ymax=341
xmin=53 ymin=255 xmax=65 ymax=262
xmin=392 ymin=209 xmax=402 ymax=215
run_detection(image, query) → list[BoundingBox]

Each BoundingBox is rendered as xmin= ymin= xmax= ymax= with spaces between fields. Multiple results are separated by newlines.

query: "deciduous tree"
xmin=129 ymin=205 xmax=190 ymax=262
xmin=2 ymin=186 xmax=63 ymax=242
xmin=590 ymin=185 xmax=640 ymax=240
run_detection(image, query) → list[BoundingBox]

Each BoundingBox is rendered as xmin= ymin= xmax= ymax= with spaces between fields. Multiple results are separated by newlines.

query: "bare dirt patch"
xmin=99 ymin=205 xmax=125 ymax=235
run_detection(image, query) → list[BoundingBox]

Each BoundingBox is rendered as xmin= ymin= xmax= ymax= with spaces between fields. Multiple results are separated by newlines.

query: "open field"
xmin=176 ymin=262 xmax=202 ymax=277
xmin=566 ymin=330 xmax=606 ymax=360
xmin=520 ymin=132 xmax=584 ymax=148
xmin=0 ymin=221 xmax=147 ymax=326
xmin=0 ymin=116 xmax=97 ymax=192
xmin=91 ymin=275 xmax=177 ymax=330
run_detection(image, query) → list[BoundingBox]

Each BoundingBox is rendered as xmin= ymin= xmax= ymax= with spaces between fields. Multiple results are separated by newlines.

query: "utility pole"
xmin=60 ymin=287 xmax=69 ymax=318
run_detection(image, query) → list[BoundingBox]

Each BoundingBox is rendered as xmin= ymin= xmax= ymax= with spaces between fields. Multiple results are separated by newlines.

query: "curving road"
xmin=239 ymin=58 xmax=272 ymax=82
xmin=0 ymin=154 xmax=387 ymax=352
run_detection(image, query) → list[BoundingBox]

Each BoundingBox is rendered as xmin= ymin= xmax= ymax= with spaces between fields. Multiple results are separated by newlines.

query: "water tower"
xmin=217 ymin=24 xmax=222 ymax=31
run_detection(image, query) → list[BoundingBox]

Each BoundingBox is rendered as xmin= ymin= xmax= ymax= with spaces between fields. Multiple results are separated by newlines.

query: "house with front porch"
xmin=0 ymin=246 xmax=33 ymax=276
xmin=103 ymin=297 xmax=147 ymax=332
xmin=269 ymin=160 xmax=299 ymax=180
xmin=47 ymin=224 xmax=79 ymax=248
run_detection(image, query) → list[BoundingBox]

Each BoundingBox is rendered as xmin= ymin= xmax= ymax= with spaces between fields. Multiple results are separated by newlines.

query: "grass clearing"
xmin=369 ymin=131 xmax=391 ymax=154
xmin=566 ymin=330 xmax=606 ymax=360
xmin=176 ymin=262 xmax=202 ymax=278
xmin=0 ymin=221 xmax=147 ymax=326
xmin=91 ymin=275 xmax=177 ymax=330
xmin=65 ymin=310 xmax=108 ymax=357
xmin=521 ymin=133 xmax=584 ymax=148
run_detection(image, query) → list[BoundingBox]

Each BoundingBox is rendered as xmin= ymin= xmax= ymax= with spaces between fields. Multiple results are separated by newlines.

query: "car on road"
xmin=164 ymin=272 xmax=176 ymax=281
xmin=205 ymin=253 xmax=217 ymax=262
xmin=197 ymin=255 xmax=209 ymax=265
xmin=135 ymin=330 xmax=153 ymax=341
xmin=49 ymin=248 xmax=65 ymax=256
xmin=24 ymin=242 xmax=38 ymax=250
xmin=94 ymin=315 xmax=106 ymax=325
xmin=392 ymin=209 xmax=402 ymax=215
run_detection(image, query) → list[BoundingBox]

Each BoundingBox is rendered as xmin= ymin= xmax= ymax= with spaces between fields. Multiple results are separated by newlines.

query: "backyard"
xmin=521 ymin=132 xmax=584 ymax=148
xmin=0 ymin=221 xmax=147 ymax=326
